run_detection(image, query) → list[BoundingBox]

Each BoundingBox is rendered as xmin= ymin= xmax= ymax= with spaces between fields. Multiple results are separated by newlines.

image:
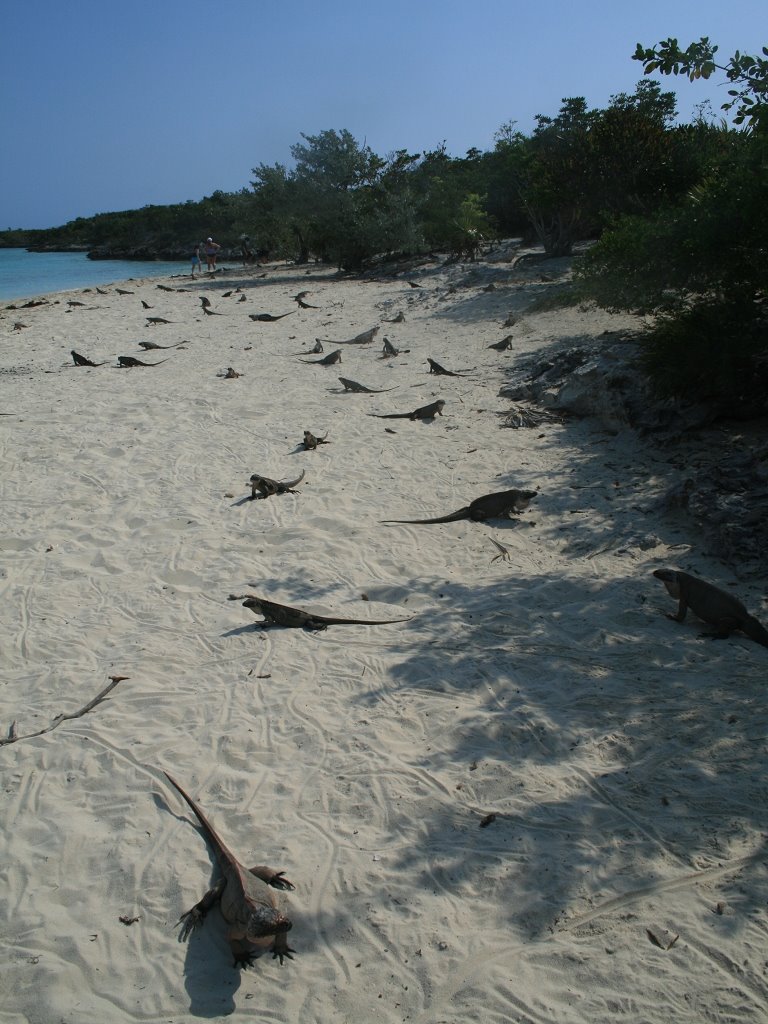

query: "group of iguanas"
xmin=171 ymin=303 xmax=768 ymax=974
xmin=64 ymin=279 xmax=768 ymax=973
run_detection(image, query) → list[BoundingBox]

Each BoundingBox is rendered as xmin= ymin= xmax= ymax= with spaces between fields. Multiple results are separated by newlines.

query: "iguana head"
xmin=514 ymin=490 xmax=538 ymax=511
xmin=653 ymin=568 xmax=680 ymax=598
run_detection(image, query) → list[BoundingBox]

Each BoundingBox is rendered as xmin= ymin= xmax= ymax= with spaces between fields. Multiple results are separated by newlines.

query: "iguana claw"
xmin=269 ymin=871 xmax=296 ymax=891
xmin=233 ymin=951 xmax=257 ymax=969
xmin=273 ymin=945 xmax=296 ymax=965
xmin=177 ymin=906 xmax=205 ymax=941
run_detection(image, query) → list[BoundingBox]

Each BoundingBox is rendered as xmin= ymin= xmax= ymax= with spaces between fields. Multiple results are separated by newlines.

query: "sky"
xmin=2 ymin=0 xmax=766 ymax=230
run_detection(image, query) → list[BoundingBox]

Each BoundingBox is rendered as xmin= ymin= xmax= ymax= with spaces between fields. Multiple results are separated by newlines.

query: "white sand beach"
xmin=1 ymin=253 xmax=766 ymax=1023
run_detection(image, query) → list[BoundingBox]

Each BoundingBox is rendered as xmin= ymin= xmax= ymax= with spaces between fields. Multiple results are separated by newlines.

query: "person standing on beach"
xmin=191 ymin=244 xmax=202 ymax=277
xmin=204 ymin=237 xmax=221 ymax=273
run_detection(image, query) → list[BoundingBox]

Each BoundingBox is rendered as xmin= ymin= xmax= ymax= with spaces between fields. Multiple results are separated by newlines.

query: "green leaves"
xmin=633 ymin=35 xmax=767 ymax=131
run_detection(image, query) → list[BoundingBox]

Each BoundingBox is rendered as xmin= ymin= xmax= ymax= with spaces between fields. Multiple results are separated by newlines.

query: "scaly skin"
xmin=162 ymin=772 xmax=295 ymax=969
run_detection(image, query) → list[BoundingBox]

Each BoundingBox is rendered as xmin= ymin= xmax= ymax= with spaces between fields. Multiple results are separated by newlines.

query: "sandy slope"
xmin=0 ymin=254 xmax=766 ymax=1024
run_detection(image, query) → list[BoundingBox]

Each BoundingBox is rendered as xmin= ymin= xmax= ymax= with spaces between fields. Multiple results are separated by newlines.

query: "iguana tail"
xmin=743 ymin=615 xmax=768 ymax=648
xmin=381 ymin=506 xmax=471 ymax=525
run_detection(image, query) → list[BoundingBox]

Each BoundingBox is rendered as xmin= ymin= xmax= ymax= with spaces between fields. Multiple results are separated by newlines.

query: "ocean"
xmin=0 ymin=248 xmax=191 ymax=302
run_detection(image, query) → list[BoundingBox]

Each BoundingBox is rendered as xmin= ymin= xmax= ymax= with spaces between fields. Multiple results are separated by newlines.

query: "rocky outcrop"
xmin=498 ymin=327 xmax=768 ymax=576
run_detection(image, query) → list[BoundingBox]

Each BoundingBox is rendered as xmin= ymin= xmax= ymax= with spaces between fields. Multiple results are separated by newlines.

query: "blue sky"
xmin=2 ymin=0 xmax=766 ymax=229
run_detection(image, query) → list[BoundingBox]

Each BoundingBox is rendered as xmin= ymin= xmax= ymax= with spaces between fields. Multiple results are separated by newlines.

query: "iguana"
xmin=653 ymin=569 xmax=768 ymax=648
xmin=303 ymin=430 xmax=330 ymax=450
xmin=71 ymin=350 xmax=106 ymax=367
xmin=118 ymin=355 xmax=168 ymax=367
xmin=300 ymin=349 xmax=342 ymax=366
xmin=338 ymin=377 xmax=396 ymax=393
xmin=162 ymin=771 xmax=296 ymax=968
xmin=138 ymin=340 xmax=186 ymax=350
xmin=381 ymin=337 xmax=409 ymax=357
xmin=249 ymin=311 xmax=295 ymax=322
xmin=248 ymin=469 xmax=305 ymax=500
xmin=382 ymin=488 xmax=537 ymax=524
xmin=317 ymin=326 xmax=379 ymax=346
xmin=369 ymin=399 xmax=445 ymax=420
xmin=427 ymin=357 xmax=471 ymax=377
xmin=229 ymin=594 xmax=410 ymax=630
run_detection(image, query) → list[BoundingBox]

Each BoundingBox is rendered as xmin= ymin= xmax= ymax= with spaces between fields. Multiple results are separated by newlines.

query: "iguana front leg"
xmin=248 ymin=865 xmax=296 ymax=890
xmin=668 ymin=596 xmax=688 ymax=622
xmin=229 ymin=934 xmax=258 ymax=968
xmin=177 ymin=879 xmax=226 ymax=940
xmin=272 ymin=932 xmax=296 ymax=965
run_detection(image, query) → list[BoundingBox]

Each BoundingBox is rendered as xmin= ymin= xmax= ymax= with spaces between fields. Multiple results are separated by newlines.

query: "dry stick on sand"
xmin=0 ymin=675 xmax=128 ymax=747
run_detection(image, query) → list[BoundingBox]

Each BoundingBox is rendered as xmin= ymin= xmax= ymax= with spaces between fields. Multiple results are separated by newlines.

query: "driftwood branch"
xmin=0 ymin=676 xmax=128 ymax=747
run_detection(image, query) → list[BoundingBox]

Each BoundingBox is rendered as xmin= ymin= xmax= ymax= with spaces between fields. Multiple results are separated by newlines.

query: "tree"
xmin=576 ymin=97 xmax=768 ymax=408
xmin=411 ymin=145 xmax=494 ymax=255
xmin=249 ymin=162 xmax=309 ymax=260
xmin=489 ymin=84 xmax=688 ymax=256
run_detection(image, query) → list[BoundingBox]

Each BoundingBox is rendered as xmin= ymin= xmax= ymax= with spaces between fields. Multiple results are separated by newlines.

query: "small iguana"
xmin=294 ymin=340 xmax=323 ymax=355
xmin=338 ymin=377 xmax=396 ymax=394
xmin=248 ymin=469 xmax=305 ymax=500
xmin=427 ymin=357 xmax=471 ymax=377
xmin=229 ymin=594 xmax=410 ymax=630
xmin=303 ymin=430 xmax=330 ymax=450
xmin=369 ymin=399 xmax=445 ymax=421
xmin=382 ymin=488 xmax=537 ymax=525
xmin=653 ymin=569 xmax=768 ymax=648
xmin=138 ymin=340 xmax=186 ymax=350
xmin=71 ymin=350 xmax=106 ymax=367
xmin=161 ymin=771 xmax=296 ymax=969
xmin=317 ymin=326 xmax=379 ymax=346
xmin=300 ymin=349 xmax=342 ymax=366
xmin=381 ymin=337 xmax=409 ymax=357
xmin=118 ymin=355 xmax=168 ymax=367
xmin=249 ymin=311 xmax=295 ymax=322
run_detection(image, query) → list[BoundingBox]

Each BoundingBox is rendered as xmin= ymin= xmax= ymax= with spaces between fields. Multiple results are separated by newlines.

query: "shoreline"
xmin=0 ymin=247 xmax=194 ymax=303
xmin=1 ymin=254 xmax=766 ymax=1023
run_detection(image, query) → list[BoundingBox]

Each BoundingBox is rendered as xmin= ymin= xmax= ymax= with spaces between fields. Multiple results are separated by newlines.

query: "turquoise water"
xmin=0 ymin=248 xmax=191 ymax=302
